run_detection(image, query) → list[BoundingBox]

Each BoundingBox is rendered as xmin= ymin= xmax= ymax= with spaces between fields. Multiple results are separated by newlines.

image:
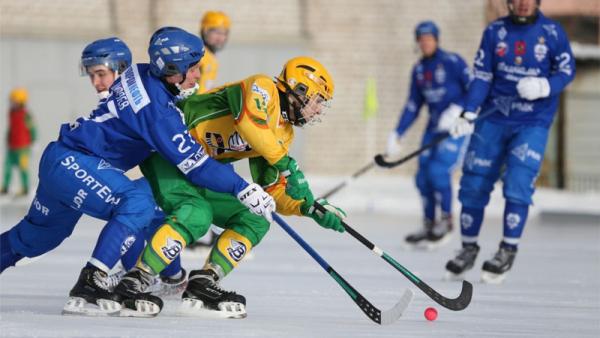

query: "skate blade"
xmin=480 ymin=271 xmax=507 ymax=284
xmin=61 ymin=297 xmax=121 ymax=317
xmin=178 ymin=298 xmax=247 ymax=319
xmin=444 ymin=270 xmax=467 ymax=282
xmin=119 ymin=299 xmax=162 ymax=318
xmin=419 ymin=233 xmax=453 ymax=251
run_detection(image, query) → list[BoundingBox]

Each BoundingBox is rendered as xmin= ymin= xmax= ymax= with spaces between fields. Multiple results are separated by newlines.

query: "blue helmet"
xmin=148 ymin=26 xmax=205 ymax=78
xmin=415 ymin=21 xmax=439 ymax=41
xmin=80 ymin=37 xmax=132 ymax=75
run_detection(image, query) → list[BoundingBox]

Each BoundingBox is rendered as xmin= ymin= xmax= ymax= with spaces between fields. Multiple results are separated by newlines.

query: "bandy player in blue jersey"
xmin=0 ymin=27 xmax=275 ymax=316
xmin=443 ymin=0 xmax=575 ymax=283
xmin=387 ymin=21 xmax=470 ymax=250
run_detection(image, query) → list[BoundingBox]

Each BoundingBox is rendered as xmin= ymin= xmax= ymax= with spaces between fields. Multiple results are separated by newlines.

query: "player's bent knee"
xmin=172 ymin=200 xmax=213 ymax=242
xmin=458 ymin=173 xmax=495 ymax=208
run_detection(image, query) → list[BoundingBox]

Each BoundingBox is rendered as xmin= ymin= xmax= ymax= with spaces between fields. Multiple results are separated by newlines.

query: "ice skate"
xmin=147 ymin=268 xmax=188 ymax=297
xmin=445 ymin=244 xmax=480 ymax=280
xmin=403 ymin=219 xmax=434 ymax=250
xmin=113 ymin=267 xmax=163 ymax=317
xmin=62 ymin=266 xmax=122 ymax=316
xmin=421 ymin=214 xmax=454 ymax=250
xmin=481 ymin=246 xmax=517 ymax=284
xmin=178 ymin=269 xmax=246 ymax=319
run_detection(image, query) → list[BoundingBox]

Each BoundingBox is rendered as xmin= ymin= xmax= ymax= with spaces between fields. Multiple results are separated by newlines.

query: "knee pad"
xmin=113 ymin=190 xmax=156 ymax=234
xmin=428 ymin=162 xmax=452 ymax=191
xmin=458 ymin=172 xmax=496 ymax=209
xmin=503 ymin=165 xmax=538 ymax=206
xmin=415 ymin=168 xmax=431 ymax=195
xmin=169 ymin=199 xmax=213 ymax=242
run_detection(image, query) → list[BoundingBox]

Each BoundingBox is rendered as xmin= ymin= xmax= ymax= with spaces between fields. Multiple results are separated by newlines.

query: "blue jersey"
xmin=464 ymin=13 xmax=575 ymax=127
xmin=58 ymin=63 xmax=247 ymax=195
xmin=395 ymin=48 xmax=470 ymax=136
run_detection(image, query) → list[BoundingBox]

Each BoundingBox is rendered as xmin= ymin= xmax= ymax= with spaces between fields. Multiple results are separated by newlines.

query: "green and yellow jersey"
xmin=180 ymin=74 xmax=303 ymax=216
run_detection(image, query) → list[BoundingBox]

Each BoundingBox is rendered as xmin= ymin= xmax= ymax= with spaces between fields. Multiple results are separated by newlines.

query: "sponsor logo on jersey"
xmin=33 ymin=197 xmax=50 ymax=216
xmin=461 ymin=213 xmax=474 ymax=230
xmin=120 ymin=235 xmax=136 ymax=255
xmin=511 ymin=143 xmax=541 ymax=162
xmin=60 ymin=155 xmax=121 ymax=209
xmin=515 ymin=41 xmax=526 ymax=56
xmin=495 ymin=41 xmax=508 ymax=57
xmin=122 ymin=66 xmax=150 ymax=113
xmin=228 ymin=131 xmax=251 ymax=151
xmin=512 ymin=102 xmax=534 ymax=112
xmin=434 ymin=64 xmax=446 ymax=83
xmin=497 ymin=26 xmax=507 ymax=40
xmin=97 ymin=159 xmax=123 ymax=172
xmin=465 ymin=151 xmax=492 ymax=170
xmin=422 ymin=87 xmax=446 ymax=103
xmin=542 ymin=24 xmax=558 ymax=40
xmin=176 ymin=149 xmax=207 ymax=174
xmin=534 ymin=37 xmax=548 ymax=62
xmin=161 ymin=237 xmax=183 ymax=261
xmin=227 ymin=239 xmax=247 ymax=262
xmin=505 ymin=213 xmax=521 ymax=230
xmin=251 ymin=84 xmax=270 ymax=105
xmin=497 ymin=62 xmax=541 ymax=77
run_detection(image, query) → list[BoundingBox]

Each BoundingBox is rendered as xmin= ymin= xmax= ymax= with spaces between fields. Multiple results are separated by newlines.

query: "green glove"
xmin=301 ymin=198 xmax=347 ymax=233
xmin=274 ymin=156 xmax=313 ymax=201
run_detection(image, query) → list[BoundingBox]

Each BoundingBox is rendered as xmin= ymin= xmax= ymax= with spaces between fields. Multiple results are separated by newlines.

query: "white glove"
xmin=237 ymin=183 xmax=276 ymax=222
xmin=437 ymin=104 xmax=463 ymax=132
xmin=386 ymin=132 xmax=402 ymax=157
xmin=449 ymin=112 xmax=477 ymax=138
xmin=516 ymin=77 xmax=550 ymax=101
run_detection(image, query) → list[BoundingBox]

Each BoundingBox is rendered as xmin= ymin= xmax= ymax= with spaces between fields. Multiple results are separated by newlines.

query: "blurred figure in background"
xmin=386 ymin=21 xmax=471 ymax=250
xmin=2 ymin=87 xmax=36 ymax=197
xmin=197 ymin=10 xmax=231 ymax=93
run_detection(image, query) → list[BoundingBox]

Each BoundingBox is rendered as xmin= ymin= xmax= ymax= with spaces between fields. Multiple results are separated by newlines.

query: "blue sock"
xmin=89 ymin=220 xmax=136 ymax=272
xmin=422 ymin=191 xmax=436 ymax=221
xmin=160 ymin=256 xmax=182 ymax=278
xmin=1 ymin=231 xmax=23 ymax=273
xmin=460 ymin=207 xmax=484 ymax=247
xmin=502 ymin=201 xmax=529 ymax=250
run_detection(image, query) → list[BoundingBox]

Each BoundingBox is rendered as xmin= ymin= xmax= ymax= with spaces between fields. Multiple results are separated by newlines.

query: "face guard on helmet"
xmin=80 ymin=37 xmax=132 ymax=76
xmin=507 ymin=0 xmax=541 ymax=25
xmin=148 ymin=26 xmax=205 ymax=99
xmin=275 ymin=56 xmax=334 ymax=127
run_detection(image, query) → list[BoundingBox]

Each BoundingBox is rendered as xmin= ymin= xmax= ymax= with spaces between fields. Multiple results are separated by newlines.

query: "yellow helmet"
xmin=276 ymin=56 xmax=334 ymax=126
xmin=9 ymin=87 xmax=28 ymax=105
xmin=200 ymin=11 xmax=231 ymax=33
xmin=276 ymin=56 xmax=334 ymax=101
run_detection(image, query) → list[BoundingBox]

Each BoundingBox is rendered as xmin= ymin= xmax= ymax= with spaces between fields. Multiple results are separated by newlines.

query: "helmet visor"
xmin=298 ymin=93 xmax=331 ymax=126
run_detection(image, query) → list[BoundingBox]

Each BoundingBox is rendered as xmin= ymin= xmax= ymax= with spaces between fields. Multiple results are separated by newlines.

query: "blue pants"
xmin=415 ymin=131 xmax=467 ymax=221
xmin=4 ymin=141 xmax=160 ymax=270
xmin=458 ymin=120 xmax=549 ymax=247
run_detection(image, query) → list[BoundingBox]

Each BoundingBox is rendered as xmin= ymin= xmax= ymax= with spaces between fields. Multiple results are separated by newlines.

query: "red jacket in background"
xmin=8 ymin=108 xmax=35 ymax=149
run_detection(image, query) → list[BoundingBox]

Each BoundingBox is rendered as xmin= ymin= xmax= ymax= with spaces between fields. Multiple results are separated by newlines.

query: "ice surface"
xmin=1 ymin=176 xmax=599 ymax=337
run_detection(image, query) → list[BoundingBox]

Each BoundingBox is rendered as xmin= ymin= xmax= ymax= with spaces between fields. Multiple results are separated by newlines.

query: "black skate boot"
xmin=404 ymin=219 xmax=434 ymax=249
xmin=179 ymin=269 xmax=246 ymax=318
xmin=481 ymin=245 xmax=517 ymax=284
xmin=148 ymin=268 xmax=188 ymax=297
xmin=62 ymin=266 xmax=122 ymax=316
xmin=424 ymin=213 xmax=454 ymax=249
xmin=113 ymin=267 xmax=164 ymax=317
xmin=445 ymin=244 xmax=480 ymax=280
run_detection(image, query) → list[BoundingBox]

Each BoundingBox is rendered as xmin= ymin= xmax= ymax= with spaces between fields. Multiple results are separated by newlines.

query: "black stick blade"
xmin=374 ymin=154 xmax=391 ymax=167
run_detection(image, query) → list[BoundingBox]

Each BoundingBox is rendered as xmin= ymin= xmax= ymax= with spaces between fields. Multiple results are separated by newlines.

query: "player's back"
xmin=58 ymin=64 xmax=171 ymax=171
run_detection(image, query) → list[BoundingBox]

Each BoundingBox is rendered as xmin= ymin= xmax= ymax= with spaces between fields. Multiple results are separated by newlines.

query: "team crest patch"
xmin=534 ymin=37 xmax=548 ymax=62
xmin=161 ymin=237 xmax=183 ymax=261
xmin=227 ymin=239 xmax=247 ymax=262
xmin=495 ymin=41 xmax=508 ymax=57
xmin=505 ymin=213 xmax=521 ymax=230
